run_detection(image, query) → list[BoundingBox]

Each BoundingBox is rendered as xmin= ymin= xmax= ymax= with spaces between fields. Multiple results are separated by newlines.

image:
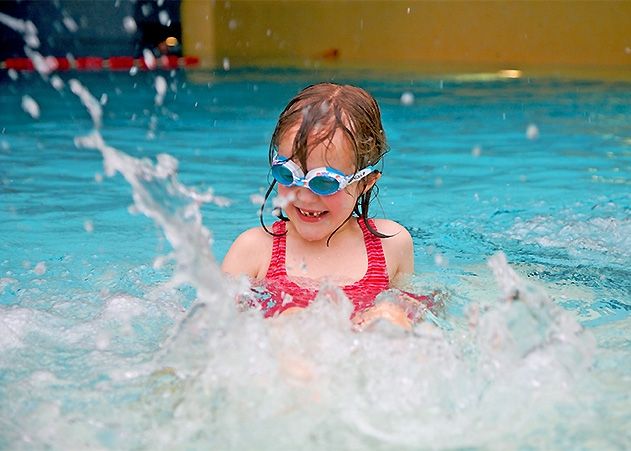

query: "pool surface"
xmin=1 ymin=68 xmax=630 ymax=449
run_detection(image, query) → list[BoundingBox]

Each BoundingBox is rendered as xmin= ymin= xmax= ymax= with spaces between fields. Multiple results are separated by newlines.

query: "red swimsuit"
xmin=261 ymin=218 xmax=390 ymax=317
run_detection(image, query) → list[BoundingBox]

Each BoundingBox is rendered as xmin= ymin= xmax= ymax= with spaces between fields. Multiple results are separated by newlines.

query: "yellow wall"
xmin=182 ymin=0 xmax=631 ymax=77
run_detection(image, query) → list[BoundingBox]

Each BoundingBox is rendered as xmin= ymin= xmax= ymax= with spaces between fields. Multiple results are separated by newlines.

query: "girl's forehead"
xmin=277 ymin=126 xmax=355 ymax=169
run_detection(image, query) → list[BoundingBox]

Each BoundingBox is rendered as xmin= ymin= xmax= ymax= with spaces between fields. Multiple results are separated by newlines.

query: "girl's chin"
xmin=288 ymin=217 xmax=332 ymax=242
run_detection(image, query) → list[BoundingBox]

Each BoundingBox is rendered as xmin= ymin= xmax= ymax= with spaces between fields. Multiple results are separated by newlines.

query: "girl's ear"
xmin=362 ymin=171 xmax=381 ymax=194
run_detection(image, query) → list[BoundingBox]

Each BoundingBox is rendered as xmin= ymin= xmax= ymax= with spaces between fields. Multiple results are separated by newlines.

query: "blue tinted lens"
xmin=309 ymin=176 xmax=340 ymax=195
xmin=271 ymin=164 xmax=294 ymax=186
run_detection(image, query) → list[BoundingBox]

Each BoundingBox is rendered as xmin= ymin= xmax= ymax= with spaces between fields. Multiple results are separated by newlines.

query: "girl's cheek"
xmin=325 ymin=190 xmax=355 ymax=209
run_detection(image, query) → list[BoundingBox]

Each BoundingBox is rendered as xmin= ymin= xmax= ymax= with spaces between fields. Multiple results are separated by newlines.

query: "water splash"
xmin=0 ymin=35 xmax=603 ymax=448
xmin=0 ymin=12 xmax=40 ymax=48
xmin=2 ymin=110 xmax=596 ymax=447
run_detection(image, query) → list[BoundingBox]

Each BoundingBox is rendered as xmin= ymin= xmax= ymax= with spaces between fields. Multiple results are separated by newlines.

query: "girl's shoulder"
xmin=221 ymin=225 xmax=275 ymax=279
xmin=370 ymin=218 xmax=412 ymax=241
xmin=369 ymin=218 xmax=414 ymax=280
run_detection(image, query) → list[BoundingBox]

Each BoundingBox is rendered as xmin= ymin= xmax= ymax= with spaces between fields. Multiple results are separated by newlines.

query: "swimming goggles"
xmin=271 ymin=155 xmax=377 ymax=196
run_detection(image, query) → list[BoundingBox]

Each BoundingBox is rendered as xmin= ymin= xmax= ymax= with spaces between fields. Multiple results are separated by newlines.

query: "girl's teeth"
xmin=299 ymin=208 xmax=322 ymax=217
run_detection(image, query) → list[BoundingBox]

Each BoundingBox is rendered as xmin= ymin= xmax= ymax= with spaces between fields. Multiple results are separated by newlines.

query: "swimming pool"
xmin=1 ymin=68 xmax=629 ymax=449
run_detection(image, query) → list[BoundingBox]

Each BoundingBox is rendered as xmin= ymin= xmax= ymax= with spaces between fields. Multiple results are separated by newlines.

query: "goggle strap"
xmin=348 ymin=165 xmax=375 ymax=182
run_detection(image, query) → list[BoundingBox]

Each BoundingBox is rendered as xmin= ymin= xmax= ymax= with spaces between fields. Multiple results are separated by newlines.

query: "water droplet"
xmin=154 ymin=75 xmax=167 ymax=106
xmin=526 ymin=124 xmax=539 ymax=140
xmin=123 ymin=16 xmax=137 ymax=33
xmin=400 ymin=91 xmax=414 ymax=106
xmin=222 ymin=57 xmax=231 ymax=71
xmin=228 ymin=19 xmax=237 ymax=30
xmin=84 ymin=220 xmax=94 ymax=233
xmin=159 ymin=11 xmax=171 ymax=27
xmin=471 ymin=145 xmax=482 ymax=157
xmin=8 ymin=69 xmax=18 ymax=80
xmin=21 ymin=95 xmax=40 ymax=119
xmin=434 ymin=254 xmax=448 ymax=267
xmin=143 ymin=49 xmax=156 ymax=70
xmin=62 ymin=15 xmax=78 ymax=32
xmin=141 ymin=3 xmax=152 ymax=16
xmin=50 ymin=75 xmax=64 ymax=91
xmin=249 ymin=194 xmax=265 ymax=205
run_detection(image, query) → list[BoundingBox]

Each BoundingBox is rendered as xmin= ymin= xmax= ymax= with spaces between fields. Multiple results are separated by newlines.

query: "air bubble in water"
xmin=84 ymin=220 xmax=94 ymax=233
xmin=21 ymin=95 xmax=40 ymax=119
xmin=228 ymin=19 xmax=238 ymax=30
xmin=400 ymin=91 xmax=414 ymax=106
xmin=123 ymin=16 xmax=137 ymax=33
xmin=8 ymin=69 xmax=18 ymax=80
xmin=471 ymin=145 xmax=482 ymax=157
xmin=222 ymin=57 xmax=230 ymax=71
xmin=526 ymin=124 xmax=539 ymax=140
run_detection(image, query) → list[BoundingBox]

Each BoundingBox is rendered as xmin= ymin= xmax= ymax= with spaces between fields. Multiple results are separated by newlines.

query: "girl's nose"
xmin=295 ymin=186 xmax=319 ymax=202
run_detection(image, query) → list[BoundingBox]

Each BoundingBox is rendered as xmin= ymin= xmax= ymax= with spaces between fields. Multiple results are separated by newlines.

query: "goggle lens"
xmin=308 ymin=176 xmax=340 ymax=195
xmin=271 ymin=164 xmax=294 ymax=186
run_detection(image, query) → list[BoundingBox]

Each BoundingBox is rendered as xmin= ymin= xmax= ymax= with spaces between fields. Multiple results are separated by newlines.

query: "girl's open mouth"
xmin=297 ymin=207 xmax=327 ymax=219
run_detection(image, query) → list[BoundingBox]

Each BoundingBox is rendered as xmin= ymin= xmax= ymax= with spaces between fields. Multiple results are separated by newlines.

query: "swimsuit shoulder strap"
xmin=265 ymin=220 xmax=287 ymax=278
xmin=358 ymin=218 xmax=389 ymax=281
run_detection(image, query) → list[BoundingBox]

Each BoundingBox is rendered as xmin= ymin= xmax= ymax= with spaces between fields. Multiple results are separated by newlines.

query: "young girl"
xmin=222 ymin=83 xmax=429 ymax=329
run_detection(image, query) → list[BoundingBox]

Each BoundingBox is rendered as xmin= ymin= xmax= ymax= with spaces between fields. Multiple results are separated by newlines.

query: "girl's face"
xmin=276 ymin=127 xmax=375 ymax=244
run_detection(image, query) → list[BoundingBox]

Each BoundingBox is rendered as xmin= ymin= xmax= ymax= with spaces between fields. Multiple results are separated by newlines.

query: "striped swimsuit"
xmin=262 ymin=218 xmax=390 ymax=317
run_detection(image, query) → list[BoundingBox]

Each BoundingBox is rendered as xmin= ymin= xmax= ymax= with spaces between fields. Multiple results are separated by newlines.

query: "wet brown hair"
xmin=260 ymin=82 xmax=390 ymax=243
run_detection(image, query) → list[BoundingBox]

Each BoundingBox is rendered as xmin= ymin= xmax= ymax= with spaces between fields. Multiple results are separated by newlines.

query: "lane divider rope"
xmin=1 ymin=55 xmax=200 ymax=71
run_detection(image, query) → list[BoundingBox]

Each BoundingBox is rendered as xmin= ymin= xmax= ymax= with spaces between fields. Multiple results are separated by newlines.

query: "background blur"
xmin=1 ymin=0 xmax=630 ymax=79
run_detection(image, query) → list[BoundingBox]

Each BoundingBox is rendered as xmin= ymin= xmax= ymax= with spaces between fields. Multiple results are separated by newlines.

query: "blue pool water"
xmin=1 ymin=68 xmax=629 ymax=449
